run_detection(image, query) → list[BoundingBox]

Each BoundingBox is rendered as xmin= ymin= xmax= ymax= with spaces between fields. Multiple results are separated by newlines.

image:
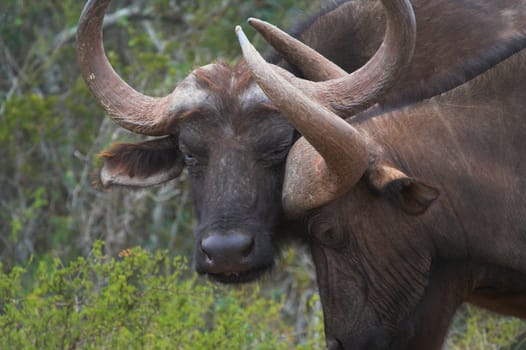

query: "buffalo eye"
xmin=253 ymin=127 xmax=295 ymax=166
xmin=183 ymin=152 xmax=197 ymax=166
xmin=308 ymin=212 xmax=349 ymax=249
xmin=178 ymin=137 xmax=207 ymax=169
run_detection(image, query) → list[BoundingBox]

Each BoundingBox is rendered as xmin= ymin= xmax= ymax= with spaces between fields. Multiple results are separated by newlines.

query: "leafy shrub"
xmin=0 ymin=242 xmax=325 ymax=350
xmin=447 ymin=305 xmax=526 ymax=350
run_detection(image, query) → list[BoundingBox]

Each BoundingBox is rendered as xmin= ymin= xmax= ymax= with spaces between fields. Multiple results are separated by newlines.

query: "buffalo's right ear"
xmin=367 ymin=162 xmax=439 ymax=215
xmin=98 ymin=136 xmax=184 ymax=189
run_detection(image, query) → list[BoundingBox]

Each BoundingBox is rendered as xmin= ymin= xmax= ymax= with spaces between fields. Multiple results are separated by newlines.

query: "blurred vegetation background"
xmin=0 ymin=0 xmax=524 ymax=348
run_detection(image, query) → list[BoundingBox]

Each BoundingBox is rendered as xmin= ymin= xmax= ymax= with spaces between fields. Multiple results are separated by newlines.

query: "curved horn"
xmin=248 ymin=18 xmax=347 ymax=81
xmin=318 ymin=0 xmax=416 ymax=116
xmin=237 ymin=27 xmax=368 ymax=214
xmin=77 ymin=0 xmax=174 ymax=136
xmin=237 ymin=0 xmax=416 ymax=214
xmin=251 ymin=0 xmax=416 ymax=119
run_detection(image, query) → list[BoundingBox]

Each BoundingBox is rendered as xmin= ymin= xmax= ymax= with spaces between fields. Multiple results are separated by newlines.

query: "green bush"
xmin=0 ymin=242 xmax=325 ymax=350
xmin=447 ymin=305 xmax=526 ymax=350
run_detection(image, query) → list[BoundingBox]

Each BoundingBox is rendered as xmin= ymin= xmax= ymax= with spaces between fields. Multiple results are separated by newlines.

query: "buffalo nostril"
xmin=241 ymin=238 xmax=255 ymax=258
xmin=201 ymin=245 xmax=212 ymax=262
xmin=200 ymin=232 xmax=255 ymax=263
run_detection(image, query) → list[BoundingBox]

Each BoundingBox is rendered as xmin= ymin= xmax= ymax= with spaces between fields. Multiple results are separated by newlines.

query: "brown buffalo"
xmin=77 ymin=0 xmax=526 ymax=348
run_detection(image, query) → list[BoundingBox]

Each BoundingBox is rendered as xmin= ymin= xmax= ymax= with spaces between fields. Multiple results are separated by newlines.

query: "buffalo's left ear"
xmin=98 ymin=136 xmax=184 ymax=189
xmin=367 ymin=163 xmax=440 ymax=215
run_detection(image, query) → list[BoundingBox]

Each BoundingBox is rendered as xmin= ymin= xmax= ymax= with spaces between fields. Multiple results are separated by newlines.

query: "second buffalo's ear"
xmin=367 ymin=163 xmax=440 ymax=215
xmin=98 ymin=136 xmax=184 ymax=189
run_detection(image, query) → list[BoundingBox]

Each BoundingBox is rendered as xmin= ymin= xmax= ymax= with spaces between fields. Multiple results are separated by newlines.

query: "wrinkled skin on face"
xmin=303 ymin=49 xmax=526 ymax=349
xmin=96 ymin=62 xmax=300 ymax=283
xmin=307 ymin=187 xmax=440 ymax=349
xmin=175 ymin=63 xmax=297 ymax=283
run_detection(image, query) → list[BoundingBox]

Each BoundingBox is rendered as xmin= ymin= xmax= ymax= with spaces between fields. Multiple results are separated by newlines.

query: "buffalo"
xmin=77 ymin=0 xmax=526 ymax=348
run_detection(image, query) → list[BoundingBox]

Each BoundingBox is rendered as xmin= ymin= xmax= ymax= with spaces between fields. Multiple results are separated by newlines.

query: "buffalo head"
xmin=77 ymin=0 xmax=428 ymax=283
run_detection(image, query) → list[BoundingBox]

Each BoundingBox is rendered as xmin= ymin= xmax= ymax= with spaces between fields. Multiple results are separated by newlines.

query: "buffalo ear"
xmin=383 ymin=177 xmax=440 ymax=215
xmin=367 ymin=163 xmax=440 ymax=215
xmin=98 ymin=136 xmax=184 ymax=189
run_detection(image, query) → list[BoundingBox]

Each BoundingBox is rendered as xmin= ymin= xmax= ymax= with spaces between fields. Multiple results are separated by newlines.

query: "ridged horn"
xmin=248 ymin=18 xmax=347 ymax=81
xmin=237 ymin=26 xmax=368 ymax=214
xmin=237 ymin=0 xmax=416 ymax=214
xmin=77 ymin=0 xmax=177 ymax=136
xmin=252 ymin=0 xmax=416 ymax=119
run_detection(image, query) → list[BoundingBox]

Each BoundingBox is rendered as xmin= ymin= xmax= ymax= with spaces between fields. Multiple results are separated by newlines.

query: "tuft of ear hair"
xmin=98 ymin=136 xmax=184 ymax=189
xmin=367 ymin=162 xmax=440 ymax=215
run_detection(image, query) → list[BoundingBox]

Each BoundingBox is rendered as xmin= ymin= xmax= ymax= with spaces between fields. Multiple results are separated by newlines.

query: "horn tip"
xmin=235 ymin=25 xmax=249 ymax=46
xmin=247 ymin=17 xmax=259 ymax=25
xmin=248 ymin=17 xmax=271 ymax=31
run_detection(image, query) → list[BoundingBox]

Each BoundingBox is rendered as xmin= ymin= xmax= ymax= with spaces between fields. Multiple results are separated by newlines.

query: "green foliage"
xmin=1 ymin=93 xmax=59 ymax=148
xmin=0 ymin=243 xmax=325 ymax=349
xmin=8 ymin=187 xmax=48 ymax=242
xmin=447 ymin=305 xmax=526 ymax=350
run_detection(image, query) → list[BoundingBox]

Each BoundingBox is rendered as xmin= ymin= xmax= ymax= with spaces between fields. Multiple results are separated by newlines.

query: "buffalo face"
xmin=176 ymin=66 xmax=296 ymax=282
xmin=93 ymin=61 xmax=296 ymax=283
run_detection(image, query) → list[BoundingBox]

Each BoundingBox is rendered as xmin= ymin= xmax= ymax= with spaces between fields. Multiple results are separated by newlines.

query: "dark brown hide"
xmin=308 ymin=49 xmax=526 ymax=349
